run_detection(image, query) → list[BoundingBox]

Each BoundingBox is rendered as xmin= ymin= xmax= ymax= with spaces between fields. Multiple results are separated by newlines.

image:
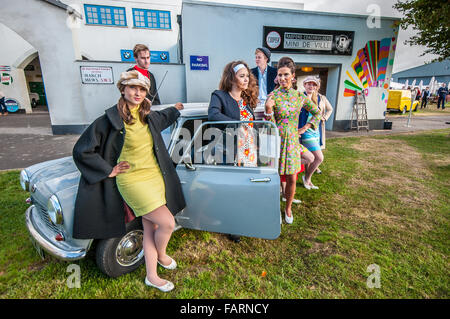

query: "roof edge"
xmin=41 ymin=0 xmax=82 ymax=18
xmin=182 ymin=0 xmax=400 ymax=21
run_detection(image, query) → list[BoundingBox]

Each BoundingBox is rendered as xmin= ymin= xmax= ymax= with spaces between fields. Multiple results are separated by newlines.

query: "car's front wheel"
xmin=95 ymin=218 xmax=145 ymax=278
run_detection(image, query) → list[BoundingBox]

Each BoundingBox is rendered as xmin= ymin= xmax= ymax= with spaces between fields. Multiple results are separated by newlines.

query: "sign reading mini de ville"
xmin=263 ymin=26 xmax=354 ymax=56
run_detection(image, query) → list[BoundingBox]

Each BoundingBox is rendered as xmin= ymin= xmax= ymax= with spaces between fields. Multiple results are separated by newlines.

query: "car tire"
xmin=95 ymin=218 xmax=145 ymax=278
xmin=31 ymin=99 xmax=37 ymax=108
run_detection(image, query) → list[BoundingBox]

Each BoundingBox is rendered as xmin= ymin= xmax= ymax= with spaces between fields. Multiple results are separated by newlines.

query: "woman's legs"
xmin=301 ymin=150 xmax=314 ymax=166
xmin=281 ymin=181 xmax=286 ymax=198
xmin=141 ymin=205 xmax=176 ymax=286
xmin=284 ymin=175 xmax=297 ymax=217
xmin=304 ymin=150 xmax=323 ymax=185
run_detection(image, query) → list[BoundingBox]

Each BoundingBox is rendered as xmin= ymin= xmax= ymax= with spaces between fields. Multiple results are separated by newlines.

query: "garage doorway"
xmin=24 ymin=55 xmax=48 ymax=113
xmin=295 ymin=64 xmax=341 ymax=131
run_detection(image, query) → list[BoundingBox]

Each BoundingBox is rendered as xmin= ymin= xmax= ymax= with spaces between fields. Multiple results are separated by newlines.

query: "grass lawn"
xmin=0 ymin=129 xmax=449 ymax=299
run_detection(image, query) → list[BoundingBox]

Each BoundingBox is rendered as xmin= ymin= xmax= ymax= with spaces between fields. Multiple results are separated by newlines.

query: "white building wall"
xmin=1 ymin=0 xmax=87 ymax=129
xmin=182 ymin=1 xmax=399 ymax=129
xmin=76 ymin=60 xmax=186 ymax=125
xmin=61 ymin=0 xmax=181 ymax=63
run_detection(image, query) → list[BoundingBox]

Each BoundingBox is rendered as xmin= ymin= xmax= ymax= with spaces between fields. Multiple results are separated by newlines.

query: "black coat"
xmin=72 ymin=105 xmax=185 ymax=239
xmin=208 ymin=90 xmax=255 ymax=122
xmin=251 ymin=65 xmax=277 ymax=95
xmin=127 ymin=66 xmax=161 ymax=105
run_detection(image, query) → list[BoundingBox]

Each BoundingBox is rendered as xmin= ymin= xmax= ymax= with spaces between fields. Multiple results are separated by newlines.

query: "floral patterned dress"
xmin=237 ymin=99 xmax=257 ymax=167
xmin=270 ymin=87 xmax=321 ymax=175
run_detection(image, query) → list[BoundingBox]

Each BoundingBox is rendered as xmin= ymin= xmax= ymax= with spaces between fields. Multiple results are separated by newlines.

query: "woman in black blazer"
xmin=208 ymin=61 xmax=258 ymax=122
xmin=208 ymin=60 xmax=259 ymax=242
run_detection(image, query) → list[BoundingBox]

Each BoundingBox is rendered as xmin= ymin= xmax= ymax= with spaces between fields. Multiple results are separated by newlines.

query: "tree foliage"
xmin=393 ymin=0 xmax=450 ymax=61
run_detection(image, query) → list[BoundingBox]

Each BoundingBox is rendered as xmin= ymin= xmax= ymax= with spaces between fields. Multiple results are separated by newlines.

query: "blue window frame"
xmin=84 ymin=4 xmax=127 ymax=26
xmin=132 ymin=8 xmax=171 ymax=30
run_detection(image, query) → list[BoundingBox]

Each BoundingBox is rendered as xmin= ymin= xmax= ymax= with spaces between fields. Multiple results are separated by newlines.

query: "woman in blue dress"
xmin=299 ymin=76 xmax=333 ymax=189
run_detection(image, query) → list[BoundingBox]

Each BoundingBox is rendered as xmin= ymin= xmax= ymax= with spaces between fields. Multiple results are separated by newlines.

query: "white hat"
xmin=117 ymin=70 xmax=150 ymax=92
xmin=303 ymin=76 xmax=321 ymax=86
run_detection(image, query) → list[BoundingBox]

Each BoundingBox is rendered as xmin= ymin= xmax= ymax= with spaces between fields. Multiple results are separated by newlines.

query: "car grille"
xmin=34 ymin=201 xmax=61 ymax=234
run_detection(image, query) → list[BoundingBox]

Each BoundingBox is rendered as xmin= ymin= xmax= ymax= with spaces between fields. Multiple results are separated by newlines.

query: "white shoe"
xmin=302 ymin=175 xmax=311 ymax=190
xmin=310 ymin=184 xmax=319 ymax=190
xmin=145 ymin=277 xmax=174 ymax=292
xmin=284 ymin=212 xmax=293 ymax=224
xmin=282 ymin=197 xmax=302 ymax=204
xmin=157 ymin=256 xmax=177 ymax=270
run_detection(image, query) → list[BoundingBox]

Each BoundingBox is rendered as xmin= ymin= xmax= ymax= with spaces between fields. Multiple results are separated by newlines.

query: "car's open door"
xmin=173 ymin=120 xmax=280 ymax=239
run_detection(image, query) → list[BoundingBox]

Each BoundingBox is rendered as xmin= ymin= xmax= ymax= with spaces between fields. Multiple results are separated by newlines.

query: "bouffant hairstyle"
xmin=277 ymin=56 xmax=297 ymax=90
xmin=219 ymin=60 xmax=259 ymax=108
xmin=117 ymin=71 xmax=151 ymax=125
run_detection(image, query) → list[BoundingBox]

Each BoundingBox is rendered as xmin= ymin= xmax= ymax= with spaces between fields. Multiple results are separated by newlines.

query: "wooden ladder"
xmin=350 ymin=92 xmax=369 ymax=131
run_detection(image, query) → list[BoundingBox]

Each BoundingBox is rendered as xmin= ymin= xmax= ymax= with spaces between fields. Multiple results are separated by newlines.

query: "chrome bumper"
xmin=25 ymin=205 xmax=87 ymax=261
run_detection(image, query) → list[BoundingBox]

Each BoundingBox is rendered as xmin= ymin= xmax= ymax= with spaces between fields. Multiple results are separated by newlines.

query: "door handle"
xmin=250 ymin=177 xmax=271 ymax=183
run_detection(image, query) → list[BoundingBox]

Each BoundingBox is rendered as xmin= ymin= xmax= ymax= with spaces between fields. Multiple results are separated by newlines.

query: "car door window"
xmin=173 ymin=121 xmax=279 ymax=169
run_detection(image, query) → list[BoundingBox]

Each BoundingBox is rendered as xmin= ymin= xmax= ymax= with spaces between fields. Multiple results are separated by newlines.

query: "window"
xmin=84 ymin=4 xmax=126 ymax=26
xmin=132 ymin=8 xmax=171 ymax=29
xmin=172 ymin=120 xmax=279 ymax=169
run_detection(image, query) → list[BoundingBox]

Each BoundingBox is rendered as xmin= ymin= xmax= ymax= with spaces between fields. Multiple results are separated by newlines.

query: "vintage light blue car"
xmin=21 ymin=103 xmax=281 ymax=277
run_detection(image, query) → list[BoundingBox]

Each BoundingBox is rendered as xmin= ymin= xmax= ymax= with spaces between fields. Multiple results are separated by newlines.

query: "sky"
xmin=195 ymin=0 xmax=439 ymax=73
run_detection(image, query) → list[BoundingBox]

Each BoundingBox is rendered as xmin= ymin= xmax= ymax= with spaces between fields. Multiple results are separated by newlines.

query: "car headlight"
xmin=47 ymin=195 xmax=63 ymax=225
xmin=20 ymin=170 xmax=30 ymax=191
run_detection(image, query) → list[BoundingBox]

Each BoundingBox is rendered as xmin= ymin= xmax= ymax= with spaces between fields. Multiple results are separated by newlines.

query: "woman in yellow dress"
xmin=115 ymin=72 xmax=184 ymax=292
xmin=73 ymin=70 xmax=184 ymax=292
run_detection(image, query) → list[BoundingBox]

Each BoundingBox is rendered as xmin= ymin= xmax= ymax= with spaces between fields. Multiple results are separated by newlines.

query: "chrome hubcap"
xmin=116 ymin=230 xmax=144 ymax=267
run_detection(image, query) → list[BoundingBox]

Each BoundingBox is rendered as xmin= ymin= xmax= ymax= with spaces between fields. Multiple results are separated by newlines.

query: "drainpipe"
xmin=177 ymin=14 xmax=183 ymax=64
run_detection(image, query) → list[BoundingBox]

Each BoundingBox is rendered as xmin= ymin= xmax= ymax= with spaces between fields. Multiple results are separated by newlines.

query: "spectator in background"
xmin=127 ymin=44 xmax=161 ymax=105
xmin=414 ymin=87 xmax=421 ymax=101
xmin=299 ymin=76 xmax=331 ymax=187
xmin=251 ymin=47 xmax=277 ymax=107
xmin=421 ymin=87 xmax=430 ymax=109
xmin=0 ymin=90 xmax=7 ymax=116
xmin=437 ymin=83 xmax=448 ymax=109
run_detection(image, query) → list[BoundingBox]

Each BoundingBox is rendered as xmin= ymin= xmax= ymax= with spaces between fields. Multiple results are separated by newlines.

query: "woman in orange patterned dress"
xmin=208 ymin=60 xmax=259 ymax=167
xmin=208 ymin=60 xmax=259 ymax=242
